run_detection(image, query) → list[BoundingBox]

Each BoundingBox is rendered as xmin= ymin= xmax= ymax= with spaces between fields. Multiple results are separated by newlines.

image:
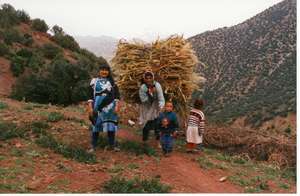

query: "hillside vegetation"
xmin=189 ymin=0 xmax=296 ymax=127
xmin=0 ymin=3 xmax=107 ymax=105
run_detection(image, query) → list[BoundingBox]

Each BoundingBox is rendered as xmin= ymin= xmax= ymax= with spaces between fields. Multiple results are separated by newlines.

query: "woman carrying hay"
xmin=87 ymin=64 xmax=121 ymax=152
xmin=139 ymin=71 xmax=165 ymax=144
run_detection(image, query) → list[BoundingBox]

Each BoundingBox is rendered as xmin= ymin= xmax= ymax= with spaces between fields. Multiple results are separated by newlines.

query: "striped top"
xmin=188 ymin=108 xmax=205 ymax=133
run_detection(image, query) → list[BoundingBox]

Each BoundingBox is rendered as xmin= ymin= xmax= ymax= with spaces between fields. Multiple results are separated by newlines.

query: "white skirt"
xmin=186 ymin=126 xmax=202 ymax=144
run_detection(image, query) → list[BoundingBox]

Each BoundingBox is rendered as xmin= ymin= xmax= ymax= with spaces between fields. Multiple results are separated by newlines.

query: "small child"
xmin=159 ymin=118 xmax=176 ymax=156
xmin=186 ymin=99 xmax=205 ymax=153
xmin=156 ymin=101 xmax=179 ymax=156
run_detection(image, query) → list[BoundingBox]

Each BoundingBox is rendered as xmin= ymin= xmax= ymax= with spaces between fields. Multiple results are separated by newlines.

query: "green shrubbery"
xmin=31 ymin=18 xmax=49 ymax=32
xmin=41 ymin=43 xmax=63 ymax=59
xmin=52 ymin=33 xmax=80 ymax=51
xmin=10 ymin=55 xmax=27 ymax=76
xmin=11 ymin=57 xmax=91 ymax=105
xmin=102 ymin=177 xmax=171 ymax=193
xmin=0 ymin=42 xmax=10 ymax=56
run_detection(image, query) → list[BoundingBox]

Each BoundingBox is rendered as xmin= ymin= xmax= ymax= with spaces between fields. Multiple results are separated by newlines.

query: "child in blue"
xmin=87 ymin=64 xmax=120 ymax=152
xmin=157 ymin=101 xmax=179 ymax=156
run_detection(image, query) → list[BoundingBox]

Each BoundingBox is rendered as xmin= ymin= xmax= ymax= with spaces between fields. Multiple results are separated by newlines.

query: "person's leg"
xmin=143 ymin=120 xmax=155 ymax=141
xmin=91 ymin=131 xmax=99 ymax=150
xmin=107 ymin=131 xmax=115 ymax=148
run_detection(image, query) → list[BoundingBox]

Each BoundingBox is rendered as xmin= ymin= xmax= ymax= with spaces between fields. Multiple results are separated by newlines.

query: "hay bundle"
xmin=111 ymin=35 xmax=201 ymax=120
xmin=204 ymin=125 xmax=296 ymax=167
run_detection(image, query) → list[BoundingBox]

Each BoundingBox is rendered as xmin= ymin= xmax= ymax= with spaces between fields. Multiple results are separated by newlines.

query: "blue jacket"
xmin=157 ymin=111 xmax=179 ymax=132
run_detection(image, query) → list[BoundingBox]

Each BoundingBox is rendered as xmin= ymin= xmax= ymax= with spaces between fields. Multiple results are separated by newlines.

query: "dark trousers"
xmin=160 ymin=134 xmax=173 ymax=154
xmin=142 ymin=119 xmax=159 ymax=141
xmin=92 ymin=131 xmax=115 ymax=148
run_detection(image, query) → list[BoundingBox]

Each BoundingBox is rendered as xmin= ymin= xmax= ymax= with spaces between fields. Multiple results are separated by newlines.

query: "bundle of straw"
xmin=111 ymin=35 xmax=201 ymax=121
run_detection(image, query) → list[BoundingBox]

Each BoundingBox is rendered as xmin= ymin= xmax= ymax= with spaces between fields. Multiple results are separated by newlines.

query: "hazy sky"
xmin=2 ymin=0 xmax=283 ymax=40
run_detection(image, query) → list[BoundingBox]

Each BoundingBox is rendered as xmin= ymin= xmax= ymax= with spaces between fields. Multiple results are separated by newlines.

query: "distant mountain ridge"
xmin=188 ymin=0 xmax=296 ymax=126
xmin=74 ymin=35 xmax=118 ymax=61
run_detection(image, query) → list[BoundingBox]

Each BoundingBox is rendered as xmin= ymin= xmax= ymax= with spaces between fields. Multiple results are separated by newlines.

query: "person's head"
xmin=194 ymin=99 xmax=204 ymax=110
xmin=143 ymin=71 xmax=154 ymax=86
xmin=98 ymin=64 xmax=110 ymax=78
xmin=161 ymin=118 xmax=169 ymax=127
xmin=164 ymin=101 xmax=174 ymax=112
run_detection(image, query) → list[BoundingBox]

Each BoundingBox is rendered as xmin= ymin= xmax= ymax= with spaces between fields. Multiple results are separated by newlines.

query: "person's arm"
xmin=173 ymin=113 xmax=179 ymax=132
xmin=198 ymin=112 xmax=205 ymax=135
xmin=155 ymin=82 xmax=165 ymax=109
xmin=139 ymin=84 xmax=149 ymax=103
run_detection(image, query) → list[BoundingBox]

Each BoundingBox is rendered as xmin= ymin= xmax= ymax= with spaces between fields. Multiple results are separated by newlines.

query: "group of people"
xmin=87 ymin=64 xmax=205 ymax=156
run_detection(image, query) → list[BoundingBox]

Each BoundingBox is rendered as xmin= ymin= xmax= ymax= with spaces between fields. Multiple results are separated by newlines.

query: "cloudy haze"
xmin=3 ymin=0 xmax=283 ymax=40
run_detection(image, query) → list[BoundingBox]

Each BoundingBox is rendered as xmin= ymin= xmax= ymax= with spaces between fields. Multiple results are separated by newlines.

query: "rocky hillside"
xmin=188 ymin=0 xmax=296 ymax=127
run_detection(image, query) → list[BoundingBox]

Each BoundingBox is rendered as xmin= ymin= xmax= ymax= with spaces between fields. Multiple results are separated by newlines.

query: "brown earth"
xmin=0 ymin=98 xmax=296 ymax=193
xmin=0 ymin=57 xmax=15 ymax=97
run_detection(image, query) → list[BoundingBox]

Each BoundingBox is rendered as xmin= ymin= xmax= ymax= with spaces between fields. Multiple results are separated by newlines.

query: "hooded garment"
xmin=138 ymin=71 xmax=165 ymax=126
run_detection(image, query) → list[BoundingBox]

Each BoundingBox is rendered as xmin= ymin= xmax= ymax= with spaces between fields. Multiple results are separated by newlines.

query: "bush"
xmin=10 ymin=55 xmax=27 ymax=76
xmin=51 ymin=25 xmax=64 ymax=35
xmin=11 ymin=58 xmax=91 ymax=105
xmin=0 ymin=4 xmax=20 ymax=28
xmin=31 ymin=18 xmax=48 ymax=32
xmin=52 ymin=33 xmax=80 ymax=51
xmin=0 ymin=42 xmax=10 ymax=56
xmin=47 ymin=112 xmax=64 ymax=122
xmin=3 ymin=28 xmax=23 ymax=45
xmin=27 ymin=52 xmax=45 ymax=71
xmin=102 ymin=177 xmax=171 ymax=193
xmin=16 ymin=9 xmax=30 ymax=23
xmin=22 ymin=33 xmax=34 ymax=46
xmin=0 ymin=102 xmax=8 ymax=110
xmin=41 ymin=43 xmax=62 ymax=59
xmin=16 ymin=48 xmax=32 ymax=58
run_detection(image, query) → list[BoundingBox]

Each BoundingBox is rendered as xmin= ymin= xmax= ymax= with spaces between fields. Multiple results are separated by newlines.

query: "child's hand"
xmin=172 ymin=131 xmax=177 ymax=138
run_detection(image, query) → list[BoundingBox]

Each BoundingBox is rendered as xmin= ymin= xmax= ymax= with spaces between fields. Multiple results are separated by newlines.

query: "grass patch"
xmin=102 ymin=176 xmax=171 ymax=193
xmin=0 ymin=121 xmax=28 ymax=141
xmin=120 ymin=140 xmax=156 ymax=156
xmin=35 ymin=134 xmax=96 ymax=164
xmin=128 ymin=163 xmax=139 ymax=170
xmin=278 ymin=182 xmax=290 ymax=189
xmin=47 ymin=112 xmax=64 ymax=122
xmin=0 ymin=102 xmax=8 ymax=110
xmin=23 ymin=104 xmax=34 ymax=110
xmin=30 ymin=121 xmax=49 ymax=135
xmin=0 ymin=183 xmax=28 ymax=193
xmin=196 ymin=156 xmax=215 ymax=169
xmin=108 ymin=164 xmax=124 ymax=173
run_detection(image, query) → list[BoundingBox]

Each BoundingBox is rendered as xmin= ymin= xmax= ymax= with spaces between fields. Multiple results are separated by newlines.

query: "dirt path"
xmin=116 ymin=128 xmax=242 ymax=193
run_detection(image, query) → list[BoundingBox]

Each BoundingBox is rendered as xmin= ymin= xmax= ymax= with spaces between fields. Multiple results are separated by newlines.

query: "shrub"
xmin=10 ymin=55 xmax=27 ymax=76
xmin=47 ymin=112 xmax=64 ymax=122
xmin=23 ymin=33 xmax=34 ymax=46
xmin=102 ymin=177 xmax=171 ymax=193
xmin=27 ymin=52 xmax=45 ymax=71
xmin=16 ymin=48 xmax=32 ymax=58
xmin=51 ymin=25 xmax=64 ymax=35
xmin=0 ymin=4 xmax=20 ymax=28
xmin=3 ymin=28 xmax=23 ymax=45
xmin=16 ymin=9 xmax=30 ymax=23
xmin=11 ymin=58 xmax=91 ymax=105
xmin=0 ymin=102 xmax=8 ymax=110
xmin=0 ymin=42 xmax=10 ymax=56
xmin=31 ymin=18 xmax=48 ymax=32
xmin=0 ymin=121 xmax=27 ymax=140
xmin=41 ymin=43 xmax=62 ymax=59
xmin=52 ymin=33 xmax=80 ymax=51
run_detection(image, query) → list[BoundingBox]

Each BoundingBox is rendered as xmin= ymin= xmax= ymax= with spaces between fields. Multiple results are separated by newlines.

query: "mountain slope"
xmin=188 ymin=0 xmax=296 ymax=126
